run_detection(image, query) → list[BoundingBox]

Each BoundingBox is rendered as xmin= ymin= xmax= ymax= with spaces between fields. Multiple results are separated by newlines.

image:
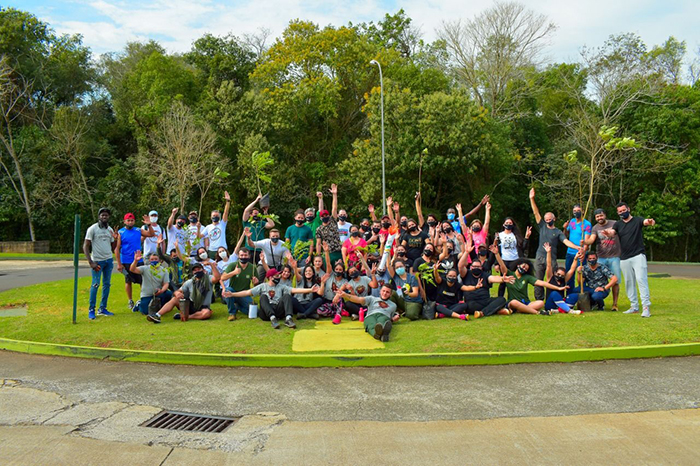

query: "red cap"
xmin=381 ymin=215 xmax=390 ymax=221
xmin=320 ymin=210 xmax=330 ymax=217
xmin=124 ymin=213 xmax=135 ymax=220
xmin=266 ymin=268 xmax=280 ymax=278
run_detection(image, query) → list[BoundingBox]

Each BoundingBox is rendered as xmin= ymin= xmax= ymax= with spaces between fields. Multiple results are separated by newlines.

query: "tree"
xmin=438 ymin=1 xmax=556 ymax=119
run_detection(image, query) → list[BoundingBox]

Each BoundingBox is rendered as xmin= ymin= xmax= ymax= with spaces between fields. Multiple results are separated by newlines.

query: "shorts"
xmin=121 ymin=267 xmax=143 ymax=285
xmin=598 ymin=257 xmax=621 ymax=283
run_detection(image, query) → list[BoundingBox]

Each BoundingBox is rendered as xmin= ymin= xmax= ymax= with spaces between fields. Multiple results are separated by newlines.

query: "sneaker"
xmin=381 ymin=321 xmax=393 ymax=342
xmin=128 ymin=299 xmax=135 ymax=311
xmin=595 ymin=304 xmax=605 ymax=311
xmin=89 ymin=309 xmax=96 ymax=320
xmin=332 ymin=314 xmax=342 ymax=325
xmin=228 ymin=314 xmax=237 ymax=321
xmin=351 ymin=314 xmax=359 ymax=321
xmin=539 ymin=309 xmax=551 ymax=316
xmin=611 ymin=305 xmax=619 ymax=312
xmin=341 ymin=310 xmax=350 ymax=317
xmin=147 ymin=312 xmax=161 ymax=324
xmin=270 ymin=316 xmax=280 ymax=329
xmin=97 ymin=308 xmax=114 ymax=316
xmin=436 ymin=314 xmax=446 ymax=319
xmin=458 ymin=314 xmax=468 ymax=321
xmin=473 ymin=311 xmax=483 ymax=319
xmin=296 ymin=313 xmax=306 ymax=320
xmin=373 ymin=322 xmax=384 ymax=340
xmin=285 ymin=317 xmax=297 ymax=329
xmin=641 ymin=308 xmax=651 ymax=318
xmin=308 ymin=312 xmax=320 ymax=320
xmin=569 ymin=310 xmax=582 ymax=315
xmin=173 ymin=313 xmax=181 ymax=320
xmin=623 ymin=308 xmax=639 ymax=314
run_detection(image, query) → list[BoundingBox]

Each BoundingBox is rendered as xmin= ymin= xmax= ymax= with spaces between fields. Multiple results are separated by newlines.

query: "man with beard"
xmin=584 ymin=208 xmax=622 ymax=311
xmin=83 ymin=207 xmax=117 ymax=320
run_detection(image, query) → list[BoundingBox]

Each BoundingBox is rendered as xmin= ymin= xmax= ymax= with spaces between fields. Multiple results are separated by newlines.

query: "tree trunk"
xmin=9 ymin=147 xmax=35 ymax=241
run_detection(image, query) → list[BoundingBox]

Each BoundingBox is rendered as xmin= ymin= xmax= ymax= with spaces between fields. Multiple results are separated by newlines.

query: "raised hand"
xmin=525 ymin=226 xmax=532 ymax=238
xmin=392 ymin=202 xmax=400 ymax=213
xmin=455 ymin=203 xmax=462 ymax=212
xmin=503 ymin=275 xmax=516 ymax=284
xmin=316 ymin=191 xmax=323 ymax=199
xmin=482 ymin=194 xmax=490 ymax=205
xmin=134 ymin=250 xmax=143 ymax=262
xmin=311 ymin=284 xmax=320 ymax=293
xmin=251 ymin=276 xmax=259 ymax=285
xmin=415 ymin=191 xmax=421 ymax=200
xmin=543 ymin=242 xmax=551 ymax=253
xmin=386 ymin=196 xmax=393 ymax=206
xmin=489 ymin=243 xmax=499 ymax=255
xmin=529 ymin=188 xmax=535 ymax=199
xmin=244 ymin=227 xmax=252 ymax=237
xmin=476 ymin=278 xmax=483 ymax=289
xmin=368 ymin=204 xmax=375 ymax=213
xmin=224 ymin=191 xmax=231 ymax=201
xmin=330 ymin=183 xmax=338 ymax=195
xmin=142 ymin=214 xmax=150 ymax=224
xmin=171 ymin=207 xmax=178 ymax=215
xmin=485 ymin=202 xmax=491 ymax=211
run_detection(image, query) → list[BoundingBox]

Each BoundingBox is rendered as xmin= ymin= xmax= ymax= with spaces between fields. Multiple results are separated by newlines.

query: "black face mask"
xmin=503 ymin=224 xmax=513 ymax=231
xmin=361 ymin=224 xmax=370 ymax=231
xmin=427 ymin=220 xmax=437 ymax=227
xmin=194 ymin=270 xmax=205 ymax=279
xmin=321 ymin=216 xmax=331 ymax=224
xmin=397 ymin=251 xmax=405 ymax=257
xmin=472 ymin=226 xmax=481 ymax=233
xmin=306 ymin=216 xmax=314 ymax=223
xmin=619 ymin=211 xmax=630 ymax=220
xmin=588 ymin=259 xmax=597 ymax=266
xmin=211 ymin=216 xmax=220 ymax=223
xmin=478 ymin=250 xmax=487 ymax=257
xmin=272 ymin=277 xmax=281 ymax=285
xmin=471 ymin=268 xmax=482 ymax=277
xmin=271 ymin=237 xmax=280 ymax=244
xmin=189 ymin=217 xmax=198 ymax=224
xmin=350 ymin=231 xmax=360 ymax=238
xmin=444 ymin=227 xmax=453 ymax=234
xmin=573 ymin=211 xmax=582 ymax=219
xmin=335 ymin=271 xmax=344 ymax=278
xmin=176 ymin=221 xmax=185 ymax=228
xmin=239 ymin=257 xmax=249 ymax=264
xmin=381 ymin=222 xmax=390 ymax=229
xmin=253 ymin=215 xmax=261 ymax=222
xmin=555 ymin=275 xmax=565 ymax=283
xmin=408 ymin=226 xmax=417 ymax=232
xmin=368 ymin=259 xmax=378 ymax=267
xmin=517 ymin=266 xmax=527 ymax=275
xmin=338 ymin=215 xmax=348 ymax=222
xmin=400 ymin=220 xmax=408 ymax=227
xmin=349 ymin=271 xmax=360 ymax=279
xmin=446 ymin=276 xmax=457 ymax=284
xmin=545 ymin=220 xmax=555 ymax=227
xmin=295 ymin=219 xmax=304 ymax=225
xmin=372 ymin=227 xmax=381 ymax=234
xmin=424 ymin=249 xmax=433 ymax=257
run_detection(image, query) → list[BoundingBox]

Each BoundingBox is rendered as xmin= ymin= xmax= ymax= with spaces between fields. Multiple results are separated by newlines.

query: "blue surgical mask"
xmin=150 ymin=260 xmax=159 ymax=266
xmin=396 ymin=267 xmax=406 ymax=276
xmin=447 ymin=213 xmax=455 ymax=221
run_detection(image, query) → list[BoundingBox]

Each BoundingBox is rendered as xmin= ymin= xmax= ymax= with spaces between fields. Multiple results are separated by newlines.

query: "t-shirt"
xmin=401 ymin=230 xmax=429 ymax=262
xmin=315 ymin=221 xmax=342 ymax=253
xmin=582 ymin=263 xmax=613 ymax=289
xmin=323 ymin=276 xmax=348 ymax=301
xmin=188 ymin=224 xmax=205 ymax=253
xmin=296 ymin=276 xmax=319 ymax=303
xmin=253 ymin=239 xmax=287 ymax=269
xmin=591 ymin=220 xmax=621 ymax=258
xmin=167 ymin=225 xmax=187 ymax=255
xmin=304 ymin=212 xmax=322 ymax=239
xmin=392 ymin=272 xmax=421 ymax=303
xmin=142 ymin=224 xmax=162 ymax=257
xmin=498 ymin=231 xmax=519 ymax=262
xmin=181 ymin=278 xmax=213 ymax=308
xmin=613 ymin=217 xmax=646 ymax=260
xmin=364 ymin=295 xmax=397 ymax=318
xmin=224 ymin=261 xmax=255 ymax=292
xmin=250 ymin=282 xmax=292 ymax=306
xmin=85 ymin=223 xmax=115 ymax=262
xmin=505 ymin=270 xmax=538 ymax=302
xmin=216 ymin=257 xmax=235 ymax=288
xmin=118 ymin=226 xmax=142 ymax=264
xmin=371 ymin=270 xmax=392 ymax=297
xmin=204 ymin=220 xmax=228 ymax=251
xmin=470 ymin=229 xmax=488 ymax=252
xmin=536 ymin=220 xmax=567 ymax=259
xmin=462 ymin=271 xmax=492 ymax=302
xmin=285 ymin=224 xmax=313 ymax=251
xmin=565 ymin=219 xmax=592 ymax=255
xmin=337 ymin=221 xmax=351 ymax=243
xmin=342 ymin=237 xmax=367 ymax=264
xmin=436 ymin=280 xmax=461 ymax=306
xmin=137 ymin=264 xmax=169 ymax=297
xmin=412 ymin=257 xmax=437 ymax=301
xmin=243 ymin=219 xmax=268 ymax=251
xmin=347 ymin=276 xmax=372 ymax=298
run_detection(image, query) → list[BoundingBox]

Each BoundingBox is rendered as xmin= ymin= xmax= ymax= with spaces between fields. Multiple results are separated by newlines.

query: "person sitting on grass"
xmin=339 ymin=256 xmax=378 ymax=320
xmin=130 ymin=250 xmax=172 ymax=316
xmin=156 ymin=236 xmax=184 ymax=291
xmin=336 ymin=282 xmax=400 ymax=342
xmin=459 ymin=255 xmax=515 ymax=319
xmin=386 ymin=256 xmax=422 ymax=321
xmin=147 ymin=261 xmax=220 ymax=324
xmin=543 ymin=242 xmax=579 ymax=313
xmin=222 ymin=268 xmax=320 ymax=329
xmin=290 ymin=264 xmax=325 ymax=319
xmin=491 ymin=242 xmax=567 ymax=316
xmin=432 ymin=264 xmax=478 ymax=321
xmin=220 ymin=247 xmax=259 ymax=321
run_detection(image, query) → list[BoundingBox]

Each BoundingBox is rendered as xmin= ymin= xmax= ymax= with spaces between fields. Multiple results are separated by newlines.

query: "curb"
xmin=1 ymin=338 xmax=699 ymax=368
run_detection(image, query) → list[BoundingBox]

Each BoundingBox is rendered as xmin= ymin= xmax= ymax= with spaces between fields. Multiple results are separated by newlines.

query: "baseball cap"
xmin=265 ymin=268 xmax=280 ymax=278
xmin=191 ymin=262 xmax=204 ymax=271
xmin=98 ymin=207 xmax=111 ymax=216
xmin=319 ymin=210 xmax=330 ymax=217
xmin=149 ymin=210 xmax=158 ymax=216
xmin=124 ymin=213 xmax=135 ymax=220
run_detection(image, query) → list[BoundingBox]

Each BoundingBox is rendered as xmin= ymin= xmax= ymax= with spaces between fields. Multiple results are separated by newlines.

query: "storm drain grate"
xmin=141 ymin=410 xmax=237 ymax=433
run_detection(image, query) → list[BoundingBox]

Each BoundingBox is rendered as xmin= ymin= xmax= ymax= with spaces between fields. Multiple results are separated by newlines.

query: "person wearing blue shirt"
xmin=115 ymin=213 xmax=156 ymax=311
xmin=446 ymin=195 xmax=489 ymax=234
xmin=564 ymin=204 xmax=592 ymax=291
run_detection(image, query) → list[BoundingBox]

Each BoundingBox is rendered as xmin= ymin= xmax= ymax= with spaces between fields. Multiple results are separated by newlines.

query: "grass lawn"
xmin=0 ymin=253 xmax=80 ymax=261
xmin=0 ymin=275 xmax=698 ymax=354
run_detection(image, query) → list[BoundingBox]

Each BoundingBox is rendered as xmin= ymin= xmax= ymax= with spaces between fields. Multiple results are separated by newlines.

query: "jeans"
xmin=620 ymin=254 xmax=651 ymax=311
xmin=225 ymin=286 xmax=253 ymax=316
xmin=545 ymin=291 xmax=578 ymax=311
xmin=598 ymin=257 xmax=621 ymax=283
xmin=89 ymin=259 xmax=113 ymax=311
xmin=139 ymin=291 xmax=173 ymax=315
xmin=583 ymin=286 xmax=610 ymax=309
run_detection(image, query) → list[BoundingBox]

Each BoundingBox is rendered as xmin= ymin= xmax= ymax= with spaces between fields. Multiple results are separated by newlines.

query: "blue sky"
xmin=6 ymin=1 xmax=700 ymax=67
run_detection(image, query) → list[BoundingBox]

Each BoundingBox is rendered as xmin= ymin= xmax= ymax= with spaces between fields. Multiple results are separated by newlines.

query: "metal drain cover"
xmin=141 ymin=410 xmax=238 ymax=433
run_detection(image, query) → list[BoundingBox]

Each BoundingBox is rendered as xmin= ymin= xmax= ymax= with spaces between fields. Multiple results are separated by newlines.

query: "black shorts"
xmin=121 ymin=268 xmax=143 ymax=285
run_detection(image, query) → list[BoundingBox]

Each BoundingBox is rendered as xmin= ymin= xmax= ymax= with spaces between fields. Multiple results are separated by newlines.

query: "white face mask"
xmin=219 ymin=251 xmax=228 ymax=261
xmin=198 ymin=251 xmax=208 ymax=260
xmin=150 ymin=215 xmax=158 ymax=223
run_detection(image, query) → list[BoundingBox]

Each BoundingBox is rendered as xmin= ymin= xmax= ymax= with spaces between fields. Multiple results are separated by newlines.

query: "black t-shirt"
xmin=436 ymin=280 xmax=461 ymax=306
xmin=412 ymin=256 xmax=437 ymax=301
xmin=463 ymin=271 xmax=492 ymax=302
xmin=546 ymin=276 xmax=566 ymax=300
xmin=613 ymin=216 xmax=645 ymax=260
xmin=536 ymin=219 xmax=567 ymax=258
xmin=401 ymin=230 xmax=430 ymax=261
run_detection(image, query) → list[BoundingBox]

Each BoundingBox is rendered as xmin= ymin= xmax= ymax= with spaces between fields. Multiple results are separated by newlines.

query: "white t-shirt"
xmin=498 ymin=231 xmax=519 ymax=261
xmin=167 ymin=226 xmax=187 ymax=255
xmin=216 ymin=255 xmax=237 ymax=288
xmin=204 ymin=220 xmax=227 ymax=251
xmin=253 ymin=239 xmax=287 ymax=269
xmin=142 ymin=224 xmax=163 ymax=256
xmin=85 ymin=223 xmax=115 ymax=261
xmin=337 ymin=221 xmax=350 ymax=243
xmin=188 ymin=224 xmax=206 ymax=253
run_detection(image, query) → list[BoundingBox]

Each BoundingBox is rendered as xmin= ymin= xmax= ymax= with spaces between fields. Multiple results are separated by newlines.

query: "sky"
xmin=6 ymin=0 xmax=700 ymax=65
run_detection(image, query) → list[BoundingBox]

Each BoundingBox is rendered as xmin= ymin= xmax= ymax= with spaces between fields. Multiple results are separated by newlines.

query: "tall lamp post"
xmin=369 ymin=59 xmax=386 ymax=217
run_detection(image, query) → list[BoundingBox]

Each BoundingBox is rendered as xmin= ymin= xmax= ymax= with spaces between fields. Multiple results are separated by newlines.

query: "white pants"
xmin=620 ymin=253 xmax=651 ymax=311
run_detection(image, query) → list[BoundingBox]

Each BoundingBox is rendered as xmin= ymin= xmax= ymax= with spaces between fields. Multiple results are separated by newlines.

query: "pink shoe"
xmin=459 ymin=314 xmax=468 ymax=321
xmin=436 ymin=314 xmax=446 ymax=319
xmin=341 ymin=310 xmax=350 ymax=317
xmin=332 ymin=314 xmax=342 ymax=325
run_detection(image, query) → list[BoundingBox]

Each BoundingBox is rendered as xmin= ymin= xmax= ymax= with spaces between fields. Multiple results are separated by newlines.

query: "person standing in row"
xmin=585 ymin=208 xmax=622 ymax=311
xmin=204 ymin=191 xmax=231 ymax=259
xmin=83 ymin=207 xmax=117 ymax=320
xmin=115 ymin=213 xmax=155 ymax=311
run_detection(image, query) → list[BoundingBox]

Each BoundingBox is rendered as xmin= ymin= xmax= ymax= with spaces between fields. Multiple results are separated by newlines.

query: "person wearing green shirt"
xmin=242 ymin=194 xmax=275 ymax=263
xmin=304 ymin=191 xmax=324 ymax=238
xmin=285 ymin=209 xmax=314 ymax=265
xmin=491 ymin=243 xmax=567 ymax=315
xmin=220 ymin=248 xmax=259 ymax=320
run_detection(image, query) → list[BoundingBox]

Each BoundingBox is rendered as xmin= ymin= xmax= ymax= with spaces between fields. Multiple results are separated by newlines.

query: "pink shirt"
xmin=343 ymin=237 xmax=367 ymax=264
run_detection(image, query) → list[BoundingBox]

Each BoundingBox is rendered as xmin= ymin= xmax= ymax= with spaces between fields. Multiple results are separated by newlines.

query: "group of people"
xmin=83 ymin=184 xmax=656 ymax=342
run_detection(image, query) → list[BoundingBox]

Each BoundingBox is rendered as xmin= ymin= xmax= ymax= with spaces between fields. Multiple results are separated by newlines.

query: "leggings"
xmin=435 ymin=302 xmax=470 ymax=316
xmin=497 ymin=260 xmax=517 ymax=297
xmin=344 ymin=300 xmax=364 ymax=317
xmin=464 ymin=296 xmax=508 ymax=316
xmin=545 ymin=291 xmax=578 ymax=311
xmin=293 ymin=297 xmax=324 ymax=317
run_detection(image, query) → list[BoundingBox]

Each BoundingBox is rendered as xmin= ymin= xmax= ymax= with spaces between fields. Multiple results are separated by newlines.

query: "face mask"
xmin=350 ymin=231 xmax=360 ymax=238
xmin=349 ymin=271 xmax=360 ymax=279
xmin=545 ymin=220 xmax=555 ymax=227
xmin=573 ymin=211 xmax=581 ymax=219
xmin=447 ymin=213 xmax=455 ymax=221
xmin=295 ymin=219 xmax=304 ymax=225
xmin=150 ymin=260 xmax=159 ymax=266
xmin=272 ymin=277 xmax=281 ymax=285
xmin=517 ymin=266 xmax=527 ymax=275
xmin=271 ymin=237 xmax=280 ymax=244
xmin=446 ymin=276 xmax=457 ymax=284
xmin=503 ymin=224 xmax=513 ymax=231
xmin=338 ymin=215 xmax=348 ymax=222
xmin=395 ymin=267 xmax=406 ymax=276
xmin=397 ymin=251 xmax=405 ymax=257
xmin=555 ymin=275 xmax=565 ymax=283
xmin=444 ymin=227 xmax=453 ymax=234
xmin=427 ymin=220 xmax=437 ymax=227
xmin=361 ymin=224 xmax=370 ymax=231
xmin=368 ymin=259 xmax=378 ymax=267
xmin=619 ymin=211 xmax=630 ymax=220
xmin=189 ymin=217 xmax=198 ymax=224
xmin=253 ymin=215 xmax=261 ymax=222
xmin=424 ymin=249 xmax=433 ymax=257
xmin=150 ymin=216 xmax=158 ymax=223
xmin=478 ymin=250 xmax=487 ymax=257
xmin=408 ymin=226 xmax=417 ymax=232
xmin=211 ymin=216 xmax=220 ymax=223
xmin=400 ymin=220 xmax=408 ymax=227
xmin=372 ymin=227 xmax=381 ymax=234
xmin=588 ymin=259 xmax=597 ymax=266
xmin=472 ymin=226 xmax=481 ymax=233
xmin=219 ymin=251 xmax=228 ymax=261
xmin=471 ymin=268 xmax=482 ymax=277
xmin=335 ymin=271 xmax=344 ymax=278
xmin=177 ymin=221 xmax=185 ymax=228
xmin=239 ymin=257 xmax=249 ymax=264
xmin=306 ymin=215 xmax=314 ymax=223
xmin=198 ymin=251 xmax=208 ymax=260
xmin=321 ymin=216 xmax=331 ymax=224
xmin=194 ymin=270 xmax=205 ymax=279
xmin=381 ymin=222 xmax=390 ymax=229
xmin=447 ymin=248 xmax=454 ymax=254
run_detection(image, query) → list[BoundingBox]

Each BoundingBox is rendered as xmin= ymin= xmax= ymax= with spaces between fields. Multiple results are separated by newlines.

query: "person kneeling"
xmin=130 ymin=251 xmax=172 ymax=316
xmin=148 ymin=261 xmax=220 ymax=323
xmin=337 ymin=282 xmax=399 ymax=342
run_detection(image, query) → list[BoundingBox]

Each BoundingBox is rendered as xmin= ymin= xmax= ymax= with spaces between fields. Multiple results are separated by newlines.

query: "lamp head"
xmin=370 ymin=59 xmax=378 ymax=65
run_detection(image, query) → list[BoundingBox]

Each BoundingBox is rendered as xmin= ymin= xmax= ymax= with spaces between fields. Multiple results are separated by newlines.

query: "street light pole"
xmin=369 ymin=59 xmax=386 ymax=217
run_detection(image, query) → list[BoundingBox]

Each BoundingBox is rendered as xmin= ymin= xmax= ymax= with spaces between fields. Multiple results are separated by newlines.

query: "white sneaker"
xmin=641 ymin=308 xmax=651 ymax=318
xmin=623 ymin=309 xmax=639 ymax=314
